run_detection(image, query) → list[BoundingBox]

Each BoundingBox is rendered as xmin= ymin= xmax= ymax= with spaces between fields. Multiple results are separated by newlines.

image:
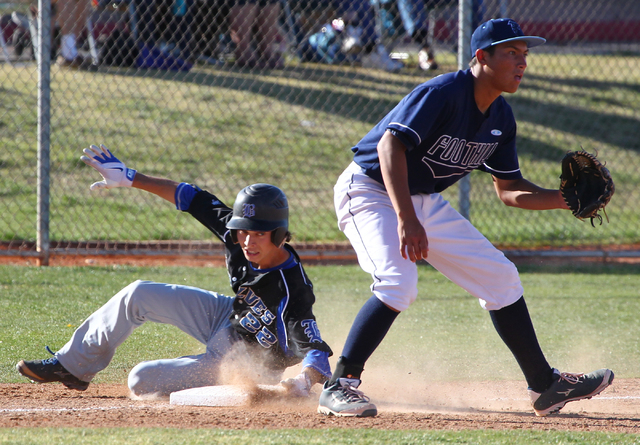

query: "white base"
xmin=169 ymin=384 xmax=286 ymax=407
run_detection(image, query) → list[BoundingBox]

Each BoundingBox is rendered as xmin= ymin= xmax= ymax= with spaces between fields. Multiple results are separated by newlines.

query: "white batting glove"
xmin=280 ymin=372 xmax=312 ymax=398
xmin=80 ymin=144 xmax=136 ymax=190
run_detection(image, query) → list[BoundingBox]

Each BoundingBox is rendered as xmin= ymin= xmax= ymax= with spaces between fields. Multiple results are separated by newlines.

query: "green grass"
xmin=0 ymin=428 xmax=638 ymax=444
xmin=2 ymin=263 xmax=640 ymax=442
xmin=1 ymin=52 xmax=640 ymax=245
xmin=3 ymin=263 xmax=639 ymax=384
xmin=3 ymin=262 xmax=640 ymax=442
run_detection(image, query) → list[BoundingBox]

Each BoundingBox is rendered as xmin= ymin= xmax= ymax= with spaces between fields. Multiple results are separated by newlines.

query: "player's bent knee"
xmin=127 ymin=361 xmax=157 ymax=396
xmin=116 ymin=280 xmax=149 ymax=305
xmin=128 ymin=356 xmax=219 ymax=397
xmin=374 ymin=287 xmax=418 ymax=312
xmin=124 ymin=280 xmax=155 ymax=298
xmin=127 ymin=358 xmax=194 ymax=397
xmin=121 ymin=280 xmax=164 ymax=313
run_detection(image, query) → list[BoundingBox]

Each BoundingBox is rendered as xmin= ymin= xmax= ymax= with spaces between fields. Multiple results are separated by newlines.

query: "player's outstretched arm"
xmin=492 ymin=176 xmax=569 ymax=210
xmin=81 ymin=144 xmax=178 ymax=204
xmin=132 ymin=173 xmax=179 ymax=204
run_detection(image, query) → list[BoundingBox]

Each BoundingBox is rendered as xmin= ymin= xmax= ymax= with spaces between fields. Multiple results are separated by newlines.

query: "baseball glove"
xmin=559 ymin=150 xmax=615 ymax=226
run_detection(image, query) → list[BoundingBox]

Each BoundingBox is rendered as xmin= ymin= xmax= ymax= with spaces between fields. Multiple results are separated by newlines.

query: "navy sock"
xmin=329 ymin=295 xmax=399 ymax=384
xmin=489 ymin=296 xmax=554 ymax=393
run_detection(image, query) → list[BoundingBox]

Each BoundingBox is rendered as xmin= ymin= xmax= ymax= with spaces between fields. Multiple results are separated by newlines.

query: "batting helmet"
xmin=227 ymin=183 xmax=290 ymax=246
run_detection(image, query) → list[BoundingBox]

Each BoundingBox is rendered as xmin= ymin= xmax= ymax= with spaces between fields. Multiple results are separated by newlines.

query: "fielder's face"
xmin=236 ymin=229 xmax=287 ymax=269
xmin=482 ymin=40 xmax=529 ymax=94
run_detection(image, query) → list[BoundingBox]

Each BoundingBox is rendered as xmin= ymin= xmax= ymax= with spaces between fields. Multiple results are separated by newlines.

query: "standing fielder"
xmin=17 ymin=145 xmax=332 ymax=397
xmin=318 ymin=18 xmax=613 ymax=417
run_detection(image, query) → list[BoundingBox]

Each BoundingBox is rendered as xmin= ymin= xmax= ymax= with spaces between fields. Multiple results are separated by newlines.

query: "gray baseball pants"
xmin=56 ymin=280 xmax=240 ymax=396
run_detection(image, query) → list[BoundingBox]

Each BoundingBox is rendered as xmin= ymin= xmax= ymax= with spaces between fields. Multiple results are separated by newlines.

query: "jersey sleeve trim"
xmin=388 ymin=122 xmax=422 ymax=146
xmin=174 ymin=183 xmax=201 ymax=211
xmin=482 ymin=163 xmax=522 ymax=175
xmin=302 ymin=350 xmax=332 ymax=379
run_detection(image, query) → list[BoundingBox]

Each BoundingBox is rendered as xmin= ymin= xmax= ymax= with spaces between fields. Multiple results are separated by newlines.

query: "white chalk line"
xmin=0 ymin=404 xmax=157 ymax=414
xmin=2 ymin=396 xmax=638 ymax=414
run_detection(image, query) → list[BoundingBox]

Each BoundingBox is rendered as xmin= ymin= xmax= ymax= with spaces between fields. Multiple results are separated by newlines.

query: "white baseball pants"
xmin=334 ymin=162 xmax=524 ymax=312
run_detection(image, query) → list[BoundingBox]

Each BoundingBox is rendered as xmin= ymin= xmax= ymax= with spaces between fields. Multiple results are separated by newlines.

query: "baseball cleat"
xmin=317 ymin=378 xmax=377 ymax=417
xmin=528 ymin=368 xmax=614 ymax=417
xmin=16 ymin=348 xmax=89 ymax=391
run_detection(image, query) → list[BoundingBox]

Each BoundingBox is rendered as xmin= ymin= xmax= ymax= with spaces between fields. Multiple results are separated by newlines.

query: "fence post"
xmin=37 ymin=0 xmax=52 ymax=266
xmin=457 ymin=0 xmax=472 ymax=220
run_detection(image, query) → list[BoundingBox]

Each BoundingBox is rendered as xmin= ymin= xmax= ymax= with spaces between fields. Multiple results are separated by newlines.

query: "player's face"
xmin=236 ymin=229 xmax=286 ymax=269
xmin=483 ymin=41 xmax=529 ymax=94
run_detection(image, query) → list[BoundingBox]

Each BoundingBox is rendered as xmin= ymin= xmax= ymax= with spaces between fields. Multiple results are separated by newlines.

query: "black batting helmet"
xmin=227 ymin=183 xmax=290 ymax=246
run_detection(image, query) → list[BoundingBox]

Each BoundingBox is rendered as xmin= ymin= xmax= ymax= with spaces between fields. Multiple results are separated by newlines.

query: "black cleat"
xmin=17 ymin=348 xmax=89 ymax=391
xmin=529 ymin=368 xmax=614 ymax=416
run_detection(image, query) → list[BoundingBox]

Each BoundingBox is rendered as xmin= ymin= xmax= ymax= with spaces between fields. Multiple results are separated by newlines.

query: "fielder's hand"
xmin=81 ymin=144 xmax=136 ymax=190
xmin=280 ymin=372 xmax=312 ymax=398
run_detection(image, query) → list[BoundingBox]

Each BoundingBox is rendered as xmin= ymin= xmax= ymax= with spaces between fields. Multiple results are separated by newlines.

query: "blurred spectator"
xmin=56 ymin=0 xmax=92 ymax=66
xmin=9 ymin=1 xmax=60 ymax=61
xmin=345 ymin=0 xmax=483 ymax=72
xmin=133 ymin=0 xmax=195 ymax=70
xmin=294 ymin=0 xmax=338 ymax=38
xmin=299 ymin=16 xmax=351 ymax=64
xmin=191 ymin=0 xmax=232 ymax=63
xmin=229 ymin=0 xmax=284 ymax=69
xmin=98 ymin=0 xmax=139 ymax=68
xmin=157 ymin=0 xmax=195 ymax=58
xmin=343 ymin=0 xmax=403 ymax=71
xmin=293 ymin=0 xmax=401 ymax=71
xmin=401 ymin=0 xmax=484 ymax=70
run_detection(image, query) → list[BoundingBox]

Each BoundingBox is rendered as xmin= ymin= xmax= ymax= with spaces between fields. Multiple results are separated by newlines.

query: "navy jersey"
xmin=352 ymin=69 xmax=523 ymax=195
xmin=176 ymin=184 xmax=333 ymax=376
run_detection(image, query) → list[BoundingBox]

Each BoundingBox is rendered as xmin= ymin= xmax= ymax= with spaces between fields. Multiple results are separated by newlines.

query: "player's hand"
xmin=279 ymin=372 xmax=312 ymax=398
xmin=398 ymin=216 xmax=428 ymax=262
xmin=80 ymin=144 xmax=136 ymax=190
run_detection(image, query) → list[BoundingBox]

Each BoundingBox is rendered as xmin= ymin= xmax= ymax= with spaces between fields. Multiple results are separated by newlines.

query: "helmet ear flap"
xmin=232 ymin=228 xmax=287 ymax=246
xmin=271 ymin=227 xmax=288 ymax=247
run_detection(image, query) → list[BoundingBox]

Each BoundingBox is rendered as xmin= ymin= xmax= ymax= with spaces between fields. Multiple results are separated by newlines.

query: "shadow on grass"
xmin=97 ymin=63 xmax=640 ymax=158
xmin=528 ymin=73 xmax=640 ymax=95
xmin=514 ymin=74 xmax=640 ymax=154
xmin=511 ymin=97 xmax=640 ymax=154
xmin=99 ymin=63 xmax=440 ymax=126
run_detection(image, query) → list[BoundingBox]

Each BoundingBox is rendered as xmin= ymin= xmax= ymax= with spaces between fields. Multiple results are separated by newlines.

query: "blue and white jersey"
xmin=352 ymin=69 xmax=523 ymax=195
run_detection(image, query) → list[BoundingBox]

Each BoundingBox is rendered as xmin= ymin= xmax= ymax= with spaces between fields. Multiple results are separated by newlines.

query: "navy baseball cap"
xmin=470 ymin=18 xmax=546 ymax=57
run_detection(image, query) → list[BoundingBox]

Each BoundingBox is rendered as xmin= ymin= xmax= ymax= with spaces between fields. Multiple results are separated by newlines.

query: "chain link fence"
xmin=1 ymin=0 xmax=639 ymax=264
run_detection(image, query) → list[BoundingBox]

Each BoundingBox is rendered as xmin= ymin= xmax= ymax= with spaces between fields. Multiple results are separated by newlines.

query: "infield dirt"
xmin=2 ymin=379 xmax=639 ymax=433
